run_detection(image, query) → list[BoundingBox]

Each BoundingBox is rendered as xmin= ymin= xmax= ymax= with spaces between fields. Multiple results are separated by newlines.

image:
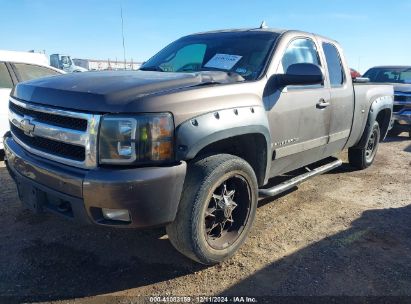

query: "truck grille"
xmin=11 ymin=124 xmax=85 ymax=161
xmin=393 ymin=105 xmax=404 ymax=113
xmin=8 ymin=97 xmax=101 ymax=169
xmin=395 ymin=95 xmax=411 ymax=102
xmin=9 ymin=102 xmax=88 ymax=131
xmin=394 ymin=93 xmax=411 ymax=114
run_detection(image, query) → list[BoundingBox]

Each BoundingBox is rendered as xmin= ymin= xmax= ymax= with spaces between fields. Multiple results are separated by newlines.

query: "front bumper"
xmin=393 ymin=110 xmax=411 ymax=125
xmin=4 ymin=135 xmax=187 ymax=228
xmin=392 ymin=109 xmax=411 ymax=133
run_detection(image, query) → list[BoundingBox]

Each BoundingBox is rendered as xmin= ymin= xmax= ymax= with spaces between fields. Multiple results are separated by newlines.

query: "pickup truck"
xmin=363 ymin=66 xmax=411 ymax=138
xmin=4 ymin=27 xmax=393 ymax=265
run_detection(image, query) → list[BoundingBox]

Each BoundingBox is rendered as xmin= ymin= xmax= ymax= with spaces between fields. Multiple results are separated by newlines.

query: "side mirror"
xmin=278 ymin=63 xmax=324 ymax=87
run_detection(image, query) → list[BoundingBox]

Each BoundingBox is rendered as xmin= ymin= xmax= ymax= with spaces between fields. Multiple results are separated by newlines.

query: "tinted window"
xmin=323 ymin=43 xmax=344 ymax=86
xmin=141 ymin=32 xmax=279 ymax=80
xmin=13 ymin=63 xmax=60 ymax=82
xmin=160 ymin=44 xmax=206 ymax=72
xmin=363 ymin=67 xmax=411 ymax=84
xmin=0 ymin=63 xmax=13 ymax=89
xmin=280 ymin=38 xmax=321 ymax=72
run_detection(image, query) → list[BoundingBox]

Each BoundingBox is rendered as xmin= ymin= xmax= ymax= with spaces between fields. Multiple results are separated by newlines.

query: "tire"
xmin=348 ymin=121 xmax=381 ymax=169
xmin=166 ymin=154 xmax=258 ymax=265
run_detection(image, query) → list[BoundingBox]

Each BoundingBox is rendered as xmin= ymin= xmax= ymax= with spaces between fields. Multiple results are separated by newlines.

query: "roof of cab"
xmin=368 ymin=66 xmax=411 ymax=69
xmin=192 ymin=27 xmax=287 ymax=35
xmin=189 ymin=27 xmax=339 ymax=44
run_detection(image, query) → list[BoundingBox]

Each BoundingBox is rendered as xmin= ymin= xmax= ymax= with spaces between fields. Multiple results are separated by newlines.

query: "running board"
xmin=258 ymin=158 xmax=342 ymax=198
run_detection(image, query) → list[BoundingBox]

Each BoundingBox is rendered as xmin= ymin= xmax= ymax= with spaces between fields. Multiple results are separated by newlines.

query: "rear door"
xmin=320 ymin=41 xmax=354 ymax=156
xmin=266 ymin=36 xmax=332 ymax=177
xmin=0 ymin=62 xmax=14 ymax=146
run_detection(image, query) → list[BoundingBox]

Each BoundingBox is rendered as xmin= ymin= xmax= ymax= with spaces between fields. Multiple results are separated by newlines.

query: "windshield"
xmin=61 ymin=56 xmax=72 ymax=66
xmin=141 ymin=31 xmax=279 ymax=81
xmin=363 ymin=67 xmax=411 ymax=84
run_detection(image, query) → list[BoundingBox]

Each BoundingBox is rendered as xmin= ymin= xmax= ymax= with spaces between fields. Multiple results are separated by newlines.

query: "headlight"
xmin=99 ymin=113 xmax=174 ymax=165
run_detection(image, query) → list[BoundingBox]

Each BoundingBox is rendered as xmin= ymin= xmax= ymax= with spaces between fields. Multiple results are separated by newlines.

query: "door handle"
xmin=316 ymin=99 xmax=330 ymax=108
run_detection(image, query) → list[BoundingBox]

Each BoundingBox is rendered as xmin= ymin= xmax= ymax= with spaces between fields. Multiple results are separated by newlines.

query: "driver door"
xmin=265 ymin=37 xmax=331 ymax=177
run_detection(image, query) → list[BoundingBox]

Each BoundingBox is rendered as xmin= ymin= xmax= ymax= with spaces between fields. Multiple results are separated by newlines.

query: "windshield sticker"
xmin=204 ymin=54 xmax=242 ymax=70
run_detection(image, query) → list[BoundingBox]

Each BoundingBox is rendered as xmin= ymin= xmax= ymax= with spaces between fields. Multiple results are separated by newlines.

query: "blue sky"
xmin=1 ymin=0 xmax=410 ymax=73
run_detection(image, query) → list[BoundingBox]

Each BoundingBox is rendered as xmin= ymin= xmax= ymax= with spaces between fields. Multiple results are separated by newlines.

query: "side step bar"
xmin=258 ymin=158 xmax=342 ymax=198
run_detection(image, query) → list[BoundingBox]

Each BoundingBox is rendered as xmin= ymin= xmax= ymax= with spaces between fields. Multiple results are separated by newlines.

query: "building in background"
xmin=73 ymin=58 xmax=142 ymax=71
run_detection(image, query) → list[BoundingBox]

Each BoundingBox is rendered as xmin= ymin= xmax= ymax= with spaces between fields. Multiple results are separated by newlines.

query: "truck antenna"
xmin=260 ymin=21 xmax=268 ymax=29
xmin=120 ymin=5 xmax=127 ymax=70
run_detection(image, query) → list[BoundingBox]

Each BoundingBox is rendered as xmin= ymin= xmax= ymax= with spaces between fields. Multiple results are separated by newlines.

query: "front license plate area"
xmin=16 ymin=180 xmax=46 ymax=213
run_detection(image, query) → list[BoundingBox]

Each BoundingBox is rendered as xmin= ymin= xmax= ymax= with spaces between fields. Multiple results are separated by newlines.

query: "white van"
xmin=0 ymin=50 xmax=64 ymax=151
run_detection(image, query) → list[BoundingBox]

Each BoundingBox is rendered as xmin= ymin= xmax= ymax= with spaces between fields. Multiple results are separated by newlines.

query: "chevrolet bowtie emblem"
xmin=20 ymin=118 xmax=35 ymax=137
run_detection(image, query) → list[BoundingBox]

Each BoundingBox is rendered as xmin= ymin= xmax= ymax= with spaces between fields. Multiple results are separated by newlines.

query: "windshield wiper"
xmin=140 ymin=66 xmax=164 ymax=72
xmin=199 ymin=69 xmax=245 ymax=82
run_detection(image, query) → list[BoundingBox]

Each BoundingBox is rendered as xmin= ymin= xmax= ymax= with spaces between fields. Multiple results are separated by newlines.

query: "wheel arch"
xmin=375 ymin=108 xmax=392 ymax=142
xmin=175 ymin=106 xmax=272 ymax=186
xmin=354 ymin=95 xmax=393 ymax=148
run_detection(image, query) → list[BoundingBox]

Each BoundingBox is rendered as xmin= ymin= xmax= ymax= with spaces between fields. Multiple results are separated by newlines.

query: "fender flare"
xmin=355 ymin=95 xmax=393 ymax=148
xmin=175 ymin=106 xmax=272 ymax=181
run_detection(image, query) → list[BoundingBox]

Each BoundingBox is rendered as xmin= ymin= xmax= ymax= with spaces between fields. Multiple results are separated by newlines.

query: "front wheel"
xmin=166 ymin=154 xmax=258 ymax=265
xmin=348 ymin=121 xmax=381 ymax=169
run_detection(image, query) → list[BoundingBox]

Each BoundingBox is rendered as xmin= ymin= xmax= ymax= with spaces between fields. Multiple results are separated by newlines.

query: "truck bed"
xmin=346 ymin=83 xmax=394 ymax=148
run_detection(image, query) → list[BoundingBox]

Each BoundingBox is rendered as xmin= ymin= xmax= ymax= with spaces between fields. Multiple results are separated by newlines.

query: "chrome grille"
xmin=394 ymin=92 xmax=411 ymax=113
xmin=9 ymin=101 xmax=88 ymax=131
xmin=393 ymin=105 xmax=404 ymax=113
xmin=8 ymin=97 xmax=100 ymax=169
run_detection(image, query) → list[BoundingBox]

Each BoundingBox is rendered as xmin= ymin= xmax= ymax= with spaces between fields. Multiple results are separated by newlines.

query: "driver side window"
xmin=278 ymin=38 xmax=321 ymax=74
xmin=159 ymin=44 xmax=206 ymax=72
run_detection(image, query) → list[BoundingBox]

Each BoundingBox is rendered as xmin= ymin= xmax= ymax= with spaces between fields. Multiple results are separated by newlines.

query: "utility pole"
xmin=120 ymin=5 xmax=126 ymax=70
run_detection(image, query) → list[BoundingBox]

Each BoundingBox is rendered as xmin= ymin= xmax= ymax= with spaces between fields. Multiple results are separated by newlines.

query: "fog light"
xmin=102 ymin=208 xmax=131 ymax=222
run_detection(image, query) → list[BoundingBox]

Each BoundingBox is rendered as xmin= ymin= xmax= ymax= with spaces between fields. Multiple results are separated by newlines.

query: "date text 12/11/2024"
xmin=148 ymin=296 xmax=257 ymax=303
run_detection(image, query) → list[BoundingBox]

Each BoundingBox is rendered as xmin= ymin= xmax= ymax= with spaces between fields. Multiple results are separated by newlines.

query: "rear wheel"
xmin=166 ymin=154 xmax=258 ymax=265
xmin=348 ymin=121 xmax=381 ymax=169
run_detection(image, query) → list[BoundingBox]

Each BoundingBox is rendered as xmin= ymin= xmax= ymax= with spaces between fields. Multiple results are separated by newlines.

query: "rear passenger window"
xmin=323 ymin=43 xmax=344 ymax=86
xmin=280 ymin=38 xmax=321 ymax=73
xmin=13 ymin=63 xmax=60 ymax=82
xmin=0 ymin=63 xmax=13 ymax=89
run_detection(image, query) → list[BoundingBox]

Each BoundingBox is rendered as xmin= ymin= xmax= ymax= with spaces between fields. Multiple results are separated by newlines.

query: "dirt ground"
xmin=0 ymin=135 xmax=410 ymax=303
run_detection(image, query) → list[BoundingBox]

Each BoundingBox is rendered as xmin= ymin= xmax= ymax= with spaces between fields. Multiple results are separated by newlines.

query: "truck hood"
xmin=12 ymin=70 xmax=243 ymax=113
xmin=393 ymin=84 xmax=411 ymax=93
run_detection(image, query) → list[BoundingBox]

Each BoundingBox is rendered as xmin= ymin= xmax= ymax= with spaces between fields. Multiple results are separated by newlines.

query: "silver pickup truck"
xmin=4 ymin=27 xmax=393 ymax=265
xmin=363 ymin=66 xmax=411 ymax=138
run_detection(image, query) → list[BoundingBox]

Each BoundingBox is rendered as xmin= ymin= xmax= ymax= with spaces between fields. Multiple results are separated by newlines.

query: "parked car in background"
xmin=363 ymin=66 xmax=411 ymax=137
xmin=350 ymin=68 xmax=361 ymax=79
xmin=0 ymin=50 xmax=64 ymax=152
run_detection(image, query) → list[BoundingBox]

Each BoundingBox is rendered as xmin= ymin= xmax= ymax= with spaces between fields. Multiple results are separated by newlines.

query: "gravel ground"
xmin=0 ymin=135 xmax=410 ymax=302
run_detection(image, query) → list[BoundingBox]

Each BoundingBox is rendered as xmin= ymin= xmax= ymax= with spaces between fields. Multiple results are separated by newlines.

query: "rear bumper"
xmin=4 ymin=135 xmax=187 ymax=228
